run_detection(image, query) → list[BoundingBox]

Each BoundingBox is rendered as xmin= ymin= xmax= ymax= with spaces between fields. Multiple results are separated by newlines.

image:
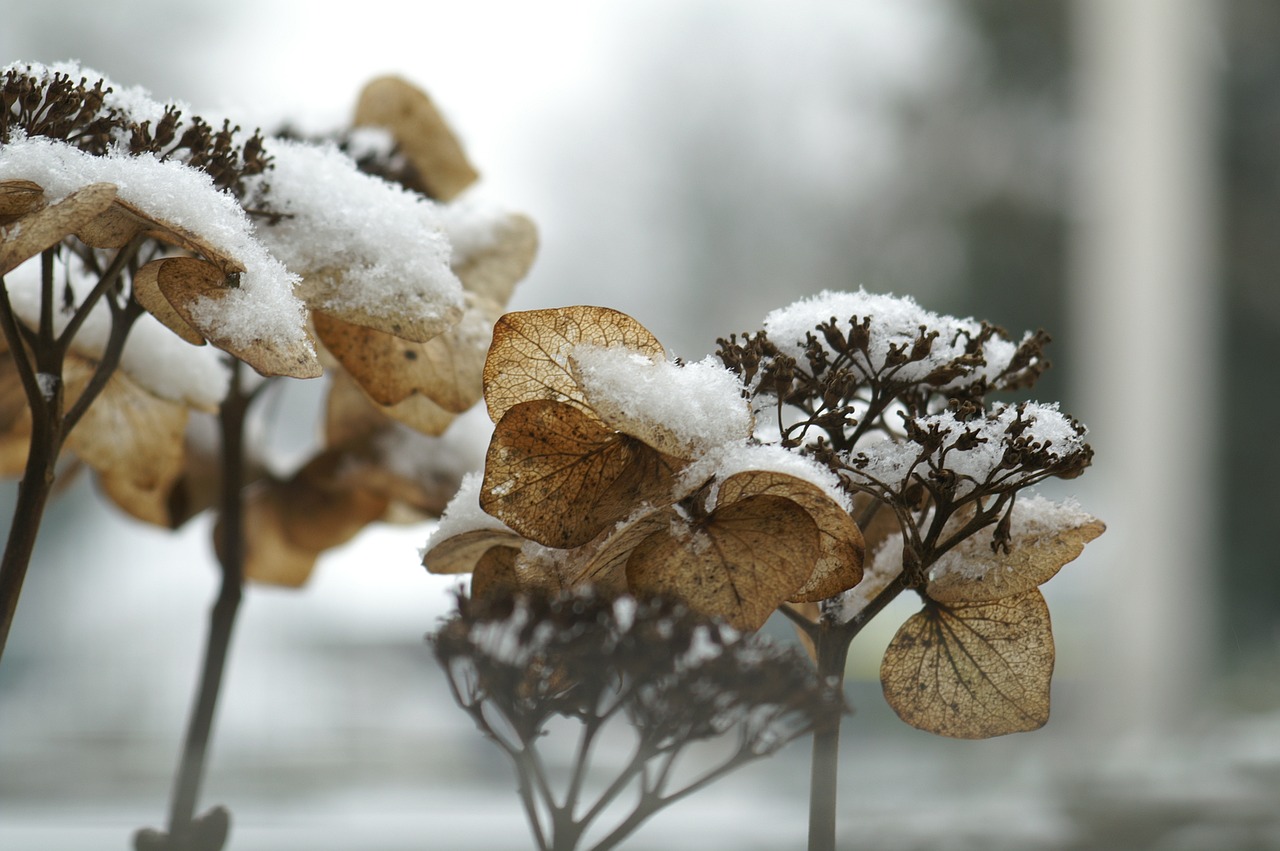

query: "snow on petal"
xmin=254 ymin=138 xmax=464 ymax=342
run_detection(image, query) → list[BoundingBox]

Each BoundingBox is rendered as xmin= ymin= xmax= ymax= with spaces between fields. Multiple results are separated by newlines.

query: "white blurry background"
xmin=2 ymin=1 xmax=1279 ymax=849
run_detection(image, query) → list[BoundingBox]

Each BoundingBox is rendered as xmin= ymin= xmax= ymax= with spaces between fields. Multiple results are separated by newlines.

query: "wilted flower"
xmin=424 ymin=305 xmax=865 ymax=630
xmin=432 ymin=587 xmax=843 ymax=851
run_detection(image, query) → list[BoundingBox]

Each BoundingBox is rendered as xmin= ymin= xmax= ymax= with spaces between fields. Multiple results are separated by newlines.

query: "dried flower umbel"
xmin=433 ymin=589 xmax=843 ymax=851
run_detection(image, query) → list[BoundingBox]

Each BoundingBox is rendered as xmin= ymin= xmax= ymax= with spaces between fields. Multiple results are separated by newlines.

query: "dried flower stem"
xmin=806 ymin=572 xmax=909 ymax=851
xmin=0 ymin=241 xmax=144 ymax=662
xmin=151 ymin=361 xmax=256 ymax=851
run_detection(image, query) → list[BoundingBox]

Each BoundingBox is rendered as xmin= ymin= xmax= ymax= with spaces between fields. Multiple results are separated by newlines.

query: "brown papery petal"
xmin=625 ymin=496 xmax=819 ymax=632
xmin=0 ymin=182 xmax=117 ymax=275
xmin=301 ymin=275 xmax=462 ymax=344
xmin=469 ymin=545 xmax=522 ymax=603
xmin=275 ymin=450 xmax=390 ymax=553
xmin=354 ymin=76 xmax=480 ymax=202
xmin=133 ymin=258 xmax=207 ymax=346
xmin=483 ymin=306 xmax=665 ymax=423
xmin=481 ymin=399 xmax=681 ymax=549
xmin=717 ymin=470 xmax=865 ymax=603
xmin=423 ymin=527 xmax=524 ymax=575
xmin=927 ymin=515 xmax=1106 ymax=604
xmin=453 ymin=213 xmax=538 ymax=306
xmin=64 ymin=362 xmax=189 ymax=526
xmin=154 ymin=256 xmax=322 ymax=379
xmin=235 ymin=485 xmax=322 ymax=588
xmin=880 ymin=590 xmax=1054 ymax=739
xmin=0 ymin=180 xmax=45 ymax=225
xmin=314 ymin=295 xmax=492 ymax=412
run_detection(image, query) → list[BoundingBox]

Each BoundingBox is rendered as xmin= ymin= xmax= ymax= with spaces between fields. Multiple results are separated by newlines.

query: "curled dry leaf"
xmin=927 ymin=513 xmax=1106 ymax=604
xmin=0 ymin=182 xmax=117 ymax=275
xmin=469 ymin=545 xmax=522 ymax=603
xmin=232 ymin=485 xmax=320 ymax=588
xmin=324 ymin=369 xmax=457 ymax=444
xmin=354 ymin=75 xmax=480 ymax=202
xmin=717 ymin=470 xmax=865 ymax=603
xmin=481 ymin=399 xmax=683 ymax=549
xmin=453 ymin=213 xmax=539 ymax=307
xmin=423 ymin=527 xmax=524 ymax=576
xmin=0 ymin=179 xmax=44 ymax=225
xmin=149 ymin=256 xmax=321 ymax=379
xmin=625 ymin=495 xmax=820 ymax=631
xmin=61 ymin=359 xmax=189 ymax=525
xmin=483 ymin=306 xmax=665 ymax=423
xmin=274 ymin=450 xmax=391 ymax=554
xmin=313 ymin=293 xmax=496 ymax=412
xmin=880 ymin=589 xmax=1054 ymax=739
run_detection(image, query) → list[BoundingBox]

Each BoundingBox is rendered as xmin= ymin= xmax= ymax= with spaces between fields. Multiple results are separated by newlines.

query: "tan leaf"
xmin=64 ymin=362 xmax=189 ymax=525
xmin=76 ymin=198 xmax=244 ymax=273
xmin=717 ymin=470 xmax=865 ymax=603
xmin=132 ymin=258 xmax=207 ymax=346
xmin=423 ymin=527 xmax=525 ymax=575
xmin=880 ymin=589 xmax=1054 ymax=739
xmin=481 ymin=399 xmax=681 ymax=549
xmin=301 ymin=277 xmax=462 ymax=345
xmin=0 ymin=180 xmax=45 ymax=225
xmin=575 ymin=507 xmax=672 ymax=591
xmin=469 ymin=545 xmax=522 ymax=603
xmin=235 ymin=485 xmax=321 ymax=588
xmin=453 ymin=213 xmax=538 ymax=306
xmin=275 ymin=450 xmax=390 ymax=552
xmin=354 ymin=76 xmax=480 ymax=201
xmin=154 ymin=256 xmax=322 ymax=378
xmin=0 ymin=183 xmax=117 ymax=275
xmin=314 ymin=293 xmax=493 ymax=412
xmin=927 ymin=510 xmax=1106 ymax=604
xmin=625 ymin=496 xmax=819 ymax=631
xmin=483 ymin=306 xmax=665 ymax=423
xmin=324 ymin=368 xmax=459 ymax=442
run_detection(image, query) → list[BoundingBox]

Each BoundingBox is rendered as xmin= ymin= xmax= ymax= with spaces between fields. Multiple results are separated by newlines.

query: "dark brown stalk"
xmin=0 ymin=241 xmax=142 ymax=663
xmin=154 ymin=360 xmax=252 ymax=851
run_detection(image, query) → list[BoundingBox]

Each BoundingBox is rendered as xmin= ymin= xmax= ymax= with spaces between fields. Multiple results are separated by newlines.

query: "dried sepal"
xmin=131 ymin=258 xmax=208 ymax=346
xmin=469 ymin=546 xmax=522 ymax=603
xmin=928 ymin=512 xmax=1106 ymax=604
xmin=0 ymin=179 xmax=44 ymax=225
xmin=234 ymin=485 xmax=321 ymax=588
xmin=63 ymin=360 xmax=188 ymax=525
xmin=452 ymin=213 xmax=539 ymax=306
xmin=303 ymin=287 xmax=461 ymax=346
xmin=313 ymin=294 xmax=493 ymax=412
xmin=716 ymin=470 xmax=865 ymax=602
xmin=353 ymin=75 xmax=480 ymax=202
xmin=626 ymin=496 xmax=820 ymax=631
xmin=151 ymin=256 xmax=321 ymax=378
xmin=481 ymin=399 xmax=682 ymax=549
xmin=274 ymin=449 xmax=391 ymax=553
xmin=423 ymin=528 xmax=524 ymax=575
xmin=880 ymin=590 xmax=1054 ymax=739
xmin=483 ymin=306 xmax=665 ymax=423
xmin=0 ymin=182 xmax=117 ymax=275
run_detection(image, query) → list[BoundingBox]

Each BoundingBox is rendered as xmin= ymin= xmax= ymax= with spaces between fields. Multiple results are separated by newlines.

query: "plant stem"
xmin=161 ymin=361 xmax=250 ymax=850
xmin=807 ymin=622 xmax=851 ymax=851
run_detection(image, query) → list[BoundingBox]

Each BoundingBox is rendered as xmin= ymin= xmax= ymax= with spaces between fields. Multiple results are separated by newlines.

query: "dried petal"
xmin=0 ymin=179 xmax=44 ymax=225
xmin=481 ymin=399 xmax=682 ymax=549
xmin=626 ymin=496 xmax=819 ymax=631
xmin=927 ymin=510 xmax=1105 ymax=604
xmin=453 ymin=213 xmax=538 ymax=306
xmin=717 ymin=470 xmax=865 ymax=602
xmin=154 ymin=256 xmax=322 ymax=378
xmin=483 ymin=306 xmax=665 ymax=423
xmin=880 ymin=590 xmax=1054 ymax=739
xmin=0 ymin=182 xmax=117 ymax=275
xmin=423 ymin=527 xmax=524 ymax=575
xmin=354 ymin=76 xmax=480 ymax=201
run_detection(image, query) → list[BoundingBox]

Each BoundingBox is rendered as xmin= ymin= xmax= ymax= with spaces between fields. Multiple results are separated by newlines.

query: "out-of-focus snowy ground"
xmin=2 ymin=486 xmax=1279 ymax=851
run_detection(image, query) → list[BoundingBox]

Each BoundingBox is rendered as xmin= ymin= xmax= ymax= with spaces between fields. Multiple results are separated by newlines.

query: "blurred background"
xmin=2 ymin=1 xmax=1278 ymax=848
